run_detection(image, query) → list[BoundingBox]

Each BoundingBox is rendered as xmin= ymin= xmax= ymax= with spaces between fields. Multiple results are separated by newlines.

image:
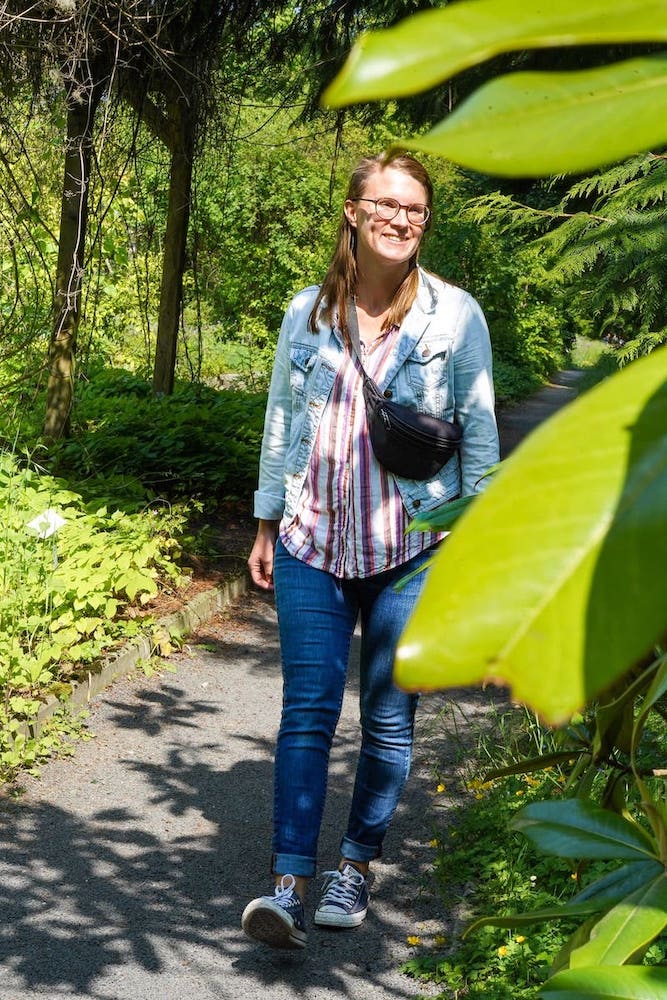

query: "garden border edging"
xmin=24 ymin=572 xmax=250 ymax=741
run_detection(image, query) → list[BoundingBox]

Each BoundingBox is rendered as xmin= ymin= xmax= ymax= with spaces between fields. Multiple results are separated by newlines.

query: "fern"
xmin=466 ymin=153 xmax=667 ymax=354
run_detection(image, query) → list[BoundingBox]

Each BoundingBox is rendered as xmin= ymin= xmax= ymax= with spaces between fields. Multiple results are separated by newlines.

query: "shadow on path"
xmin=0 ymin=370 xmax=584 ymax=999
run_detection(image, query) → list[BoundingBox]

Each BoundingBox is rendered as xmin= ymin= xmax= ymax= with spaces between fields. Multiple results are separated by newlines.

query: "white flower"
xmin=27 ymin=509 xmax=67 ymax=539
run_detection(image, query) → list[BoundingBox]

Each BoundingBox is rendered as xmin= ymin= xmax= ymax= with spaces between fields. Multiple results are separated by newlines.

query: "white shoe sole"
xmin=242 ymin=899 xmax=307 ymax=949
xmin=314 ymin=905 xmax=368 ymax=928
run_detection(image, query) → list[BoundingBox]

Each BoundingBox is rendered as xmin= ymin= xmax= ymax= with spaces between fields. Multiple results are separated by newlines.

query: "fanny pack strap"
xmin=346 ymin=299 xmax=363 ymax=365
xmin=346 ymin=300 xmax=378 ymax=390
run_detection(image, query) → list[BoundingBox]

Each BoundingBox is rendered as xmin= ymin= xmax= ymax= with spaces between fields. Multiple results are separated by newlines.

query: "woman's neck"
xmin=354 ymin=262 xmax=409 ymax=317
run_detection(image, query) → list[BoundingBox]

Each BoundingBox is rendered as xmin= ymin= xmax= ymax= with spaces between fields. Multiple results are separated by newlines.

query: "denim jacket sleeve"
xmin=253 ymin=286 xmax=327 ymax=520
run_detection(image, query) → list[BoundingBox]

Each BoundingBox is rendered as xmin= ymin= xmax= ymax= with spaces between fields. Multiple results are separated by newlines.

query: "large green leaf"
xmin=394 ymin=350 xmax=667 ymax=723
xmin=570 ymin=873 xmax=667 ymax=966
xmin=540 ymin=965 xmax=667 ymax=999
xmin=510 ymin=800 xmax=658 ymax=861
xmin=465 ymin=901 xmax=600 ymax=935
xmin=400 ymin=56 xmax=667 ymax=177
xmin=572 ymin=860 xmax=665 ymax=907
xmin=323 ymin=0 xmax=667 ymax=105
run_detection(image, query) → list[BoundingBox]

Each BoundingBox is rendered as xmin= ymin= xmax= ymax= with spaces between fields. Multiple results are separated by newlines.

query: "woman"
xmin=241 ymin=152 xmax=499 ymax=949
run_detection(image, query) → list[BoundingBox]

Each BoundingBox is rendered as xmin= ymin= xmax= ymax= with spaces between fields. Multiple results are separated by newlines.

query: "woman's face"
xmin=344 ymin=166 xmax=428 ymax=272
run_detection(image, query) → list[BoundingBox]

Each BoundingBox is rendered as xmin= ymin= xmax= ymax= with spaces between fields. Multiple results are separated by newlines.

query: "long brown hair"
xmin=307 ymin=151 xmax=433 ymax=338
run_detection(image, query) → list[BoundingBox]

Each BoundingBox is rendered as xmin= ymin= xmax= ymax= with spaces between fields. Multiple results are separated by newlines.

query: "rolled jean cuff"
xmin=339 ymin=836 xmax=382 ymax=865
xmin=271 ymin=851 xmax=317 ymax=878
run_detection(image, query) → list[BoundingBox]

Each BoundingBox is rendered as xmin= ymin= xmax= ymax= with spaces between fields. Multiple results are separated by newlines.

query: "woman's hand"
xmin=247 ymin=519 xmax=279 ymax=590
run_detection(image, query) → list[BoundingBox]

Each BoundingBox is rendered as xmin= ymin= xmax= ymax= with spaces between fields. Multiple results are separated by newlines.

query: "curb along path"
xmin=0 ymin=372 xmax=585 ymax=1000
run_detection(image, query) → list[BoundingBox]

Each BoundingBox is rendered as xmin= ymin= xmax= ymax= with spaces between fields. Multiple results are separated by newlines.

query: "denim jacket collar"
xmin=376 ymin=269 xmax=439 ymax=390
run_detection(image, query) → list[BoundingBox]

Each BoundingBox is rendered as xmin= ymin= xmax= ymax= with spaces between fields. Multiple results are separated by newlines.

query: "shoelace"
xmin=273 ymin=873 xmax=298 ymax=903
xmin=319 ymin=868 xmax=364 ymax=907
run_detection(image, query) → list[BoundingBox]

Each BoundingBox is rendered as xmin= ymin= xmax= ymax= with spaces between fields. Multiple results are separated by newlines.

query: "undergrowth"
xmin=0 ymin=451 xmax=186 ymax=781
xmin=403 ymin=703 xmax=666 ymax=1000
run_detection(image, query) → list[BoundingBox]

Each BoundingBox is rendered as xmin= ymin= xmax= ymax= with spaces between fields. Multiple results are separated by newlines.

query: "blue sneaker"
xmin=314 ymin=863 xmax=369 ymax=928
xmin=241 ymin=874 xmax=307 ymax=949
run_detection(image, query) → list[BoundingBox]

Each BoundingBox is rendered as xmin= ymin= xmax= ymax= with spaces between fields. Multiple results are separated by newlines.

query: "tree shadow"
xmin=0 ymin=591 xmax=509 ymax=998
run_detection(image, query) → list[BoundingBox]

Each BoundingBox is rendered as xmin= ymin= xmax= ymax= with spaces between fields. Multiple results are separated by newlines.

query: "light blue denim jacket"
xmin=254 ymin=269 xmax=499 ymax=522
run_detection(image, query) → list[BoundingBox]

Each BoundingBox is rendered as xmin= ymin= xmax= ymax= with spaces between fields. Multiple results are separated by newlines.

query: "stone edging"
xmin=24 ymin=572 xmax=250 ymax=741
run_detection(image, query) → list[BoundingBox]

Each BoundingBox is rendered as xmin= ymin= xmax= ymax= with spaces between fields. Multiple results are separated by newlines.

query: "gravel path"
xmin=0 ymin=372 xmax=584 ymax=1000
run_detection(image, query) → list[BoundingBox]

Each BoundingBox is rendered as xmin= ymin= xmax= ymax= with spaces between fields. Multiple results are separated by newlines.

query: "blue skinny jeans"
xmin=271 ymin=539 xmax=433 ymax=878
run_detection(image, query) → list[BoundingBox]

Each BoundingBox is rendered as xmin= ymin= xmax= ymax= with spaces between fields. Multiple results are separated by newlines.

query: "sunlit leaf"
xmin=570 ymin=873 xmax=667 ymax=966
xmin=398 ymin=56 xmax=667 ymax=177
xmin=540 ymin=965 xmax=667 ymax=999
xmin=395 ymin=350 xmax=667 ymax=724
xmin=323 ymin=0 xmax=667 ymax=105
xmin=510 ymin=800 xmax=658 ymax=861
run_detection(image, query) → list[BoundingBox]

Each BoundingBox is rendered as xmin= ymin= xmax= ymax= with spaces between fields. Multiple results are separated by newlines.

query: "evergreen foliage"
xmin=467 ymin=153 xmax=667 ymax=360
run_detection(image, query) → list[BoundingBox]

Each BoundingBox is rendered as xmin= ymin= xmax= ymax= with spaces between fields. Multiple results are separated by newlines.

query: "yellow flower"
xmin=434 ymin=934 xmax=447 ymax=947
xmin=515 ymin=935 xmax=526 ymax=944
xmin=571 ymin=873 xmax=578 ymax=881
xmin=497 ymin=945 xmax=509 ymax=957
xmin=436 ymin=782 xmax=446 ymax=793
xmin=515 ymin=790 xmax=524 ymax=797
xmin=407 ymin=935 xmax=421 ymax=946
xmin=429 ymin=838 xmax=439 ymax=848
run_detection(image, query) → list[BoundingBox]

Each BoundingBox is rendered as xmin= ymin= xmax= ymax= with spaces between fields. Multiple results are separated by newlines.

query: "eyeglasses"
xmin=351 ymin=197 xmax=431 ymax=227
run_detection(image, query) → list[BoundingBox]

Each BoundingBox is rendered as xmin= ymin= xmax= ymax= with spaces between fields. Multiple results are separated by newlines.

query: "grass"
xmin=569 ymin=335 xmax=620 ymax=394
xmin=405 ymin=695 xmax=667 ymax=999
xmin=403 ymin=704 xmax=575 ymax=999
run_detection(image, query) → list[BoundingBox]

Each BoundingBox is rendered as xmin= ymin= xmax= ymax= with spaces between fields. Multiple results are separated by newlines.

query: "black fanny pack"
xmin=348 ymin=302 xmax=462 ymax=481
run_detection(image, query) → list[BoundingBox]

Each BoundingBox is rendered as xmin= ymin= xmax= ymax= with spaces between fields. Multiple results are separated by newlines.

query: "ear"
xmin=344 ymin=199 xmax=358 ymax=228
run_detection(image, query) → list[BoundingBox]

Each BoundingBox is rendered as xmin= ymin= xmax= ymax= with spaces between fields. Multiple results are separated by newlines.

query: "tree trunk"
xmin=152 ymin=99 xmax=195 ymax=396
xmin=44 ymin=89 xmax=100 ymax=441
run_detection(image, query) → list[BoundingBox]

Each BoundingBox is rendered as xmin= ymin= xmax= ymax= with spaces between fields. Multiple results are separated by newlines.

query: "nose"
xmin=392 ymin=206 xmax=410 ymax=225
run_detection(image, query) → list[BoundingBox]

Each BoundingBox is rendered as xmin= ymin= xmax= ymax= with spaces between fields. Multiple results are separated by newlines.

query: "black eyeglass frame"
xmin=349 ymin=196 xmax=431 ymax=227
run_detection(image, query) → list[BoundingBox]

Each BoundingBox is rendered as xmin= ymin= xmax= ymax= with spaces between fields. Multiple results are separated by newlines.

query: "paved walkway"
xmin=0 ymin=372 xmax=584 ymax=1000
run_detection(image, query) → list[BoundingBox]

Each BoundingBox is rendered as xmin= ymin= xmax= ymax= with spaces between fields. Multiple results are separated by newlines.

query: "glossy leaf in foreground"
xmin=323 ymin=0 xmax=667 ymax=106
xmin=540 ymin=965 xmax=667 ymax=999
xmin=394 ymin=349 xmax=667 ymax=723
xmin=510 ymin=800 xmax=658 ymax=862
xmin=569 ymin=873 xmax=667 ymax=966
xmin=400 ymin=56 xmax=667 ymax=177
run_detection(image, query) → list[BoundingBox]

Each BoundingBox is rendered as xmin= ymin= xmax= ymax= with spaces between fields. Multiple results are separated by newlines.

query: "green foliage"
xmin=404 ymin=712 xmax=580 ymax=999
xmin=50 ymin=368 xmax=266 ymax=510
xmin=396 ymin=350 xmax=667 ymax=723
xmin=468 ymin=155 xmax=667 ymax=356
xmin=0 ymin=451 xmax=184 ymax=778
xmin=323 ymin=1 xmax=667 ymax=177
xmin=423 ymin=175 xmax=571 ymax=397
xmin=405 ymin=700 xmax=666 ymax=999
xmin=326 ymin=3 xmax=667 ymax=996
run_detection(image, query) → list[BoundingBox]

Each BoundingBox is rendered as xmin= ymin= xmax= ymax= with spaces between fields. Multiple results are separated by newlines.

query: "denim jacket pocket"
xmin=289 ymin=345 xmax=318 ymax=406
xmin=396 ymin=336 xmax=453 ymax=413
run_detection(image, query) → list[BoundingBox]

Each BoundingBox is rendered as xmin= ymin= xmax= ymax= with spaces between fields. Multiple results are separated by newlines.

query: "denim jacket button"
xmin=413 ymin=499 xmax=421 ymax=509
xmin=383 ymin=389 xmax=392 ymax=399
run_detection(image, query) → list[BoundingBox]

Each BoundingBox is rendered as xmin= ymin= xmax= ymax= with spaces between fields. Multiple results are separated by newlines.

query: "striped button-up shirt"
xmin=280 ymin=326 xmax=444 ymax=579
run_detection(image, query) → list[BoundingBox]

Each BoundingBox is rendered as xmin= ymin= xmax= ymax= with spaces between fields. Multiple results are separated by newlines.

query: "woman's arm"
xmin=452 ymin=294 xmax=500 ymax=494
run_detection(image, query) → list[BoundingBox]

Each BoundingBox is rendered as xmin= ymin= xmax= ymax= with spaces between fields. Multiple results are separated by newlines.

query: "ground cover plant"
xmin=404 ymin=704 xmax=666 ymax=999
xmin=0 ymin=451 xmax=186 ymax=781
xmin=50 ymin=368 xmax=267 ymax=511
